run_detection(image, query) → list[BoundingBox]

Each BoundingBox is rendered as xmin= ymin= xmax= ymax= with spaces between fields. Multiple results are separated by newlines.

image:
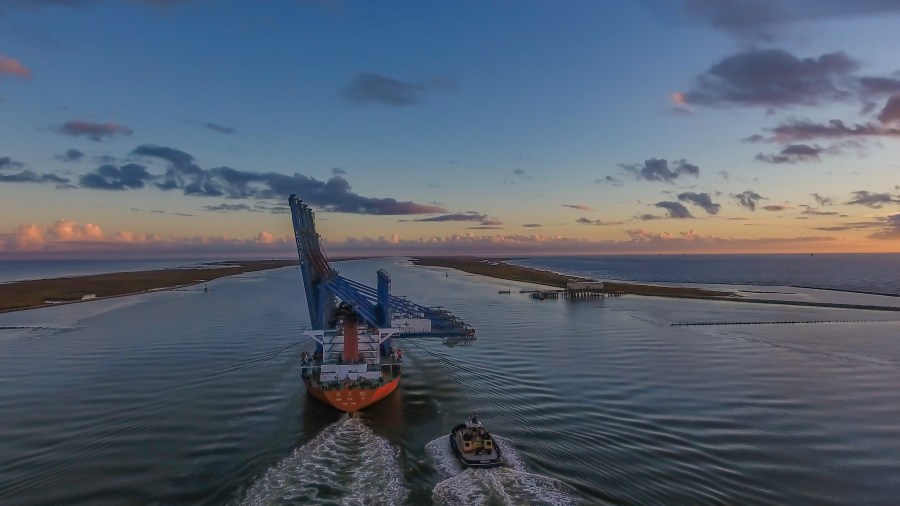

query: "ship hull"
xmin=304 ymin=375 xmax=401 ymax=412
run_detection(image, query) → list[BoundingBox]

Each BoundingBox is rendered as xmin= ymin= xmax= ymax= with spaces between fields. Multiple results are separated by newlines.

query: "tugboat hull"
xmin=449 ymin=423 xmax=503 ymax=469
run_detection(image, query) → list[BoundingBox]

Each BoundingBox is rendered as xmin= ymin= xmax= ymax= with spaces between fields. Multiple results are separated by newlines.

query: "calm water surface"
xmin=511 ymin=254 xmax=900 ymax=295
xmin=1 ymin=258 xmax=899 ymax=505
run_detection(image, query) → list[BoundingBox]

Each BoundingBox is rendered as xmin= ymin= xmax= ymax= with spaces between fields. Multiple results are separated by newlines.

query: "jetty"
xmin=525 ymin=282 xmax=625 ymax=300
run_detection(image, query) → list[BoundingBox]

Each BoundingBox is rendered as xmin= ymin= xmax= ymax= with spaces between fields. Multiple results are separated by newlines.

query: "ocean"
xmin=510 ymin=253 xmax=900 ymax=296
xmin=0 ymin=259 xmax=216 ymax=284
xmin=1 ymin=257 xmax=899 ymax=504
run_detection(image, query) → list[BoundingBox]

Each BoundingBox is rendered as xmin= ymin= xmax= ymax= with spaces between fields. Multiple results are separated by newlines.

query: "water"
xmin=1 ymin=258 xmax=900 ymax=504
xmin=510 ymin=254 xmax=900 ymax=295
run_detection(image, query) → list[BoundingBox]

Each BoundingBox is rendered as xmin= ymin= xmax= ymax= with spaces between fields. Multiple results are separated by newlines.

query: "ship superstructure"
xmin=288 ymin=195 xmax=474 ymax=411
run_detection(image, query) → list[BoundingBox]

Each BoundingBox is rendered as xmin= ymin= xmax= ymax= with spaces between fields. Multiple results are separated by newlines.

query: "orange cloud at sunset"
xmin=1 ymin=217 xmax=897 ymax=259
xmin=0 ymin=219 xmax=293 ymax=258
xmin=0 ymin=54 xmax=31 ymax=79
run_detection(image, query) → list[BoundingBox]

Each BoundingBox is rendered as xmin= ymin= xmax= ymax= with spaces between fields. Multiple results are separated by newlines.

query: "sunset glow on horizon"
xmin=1 ymin=1 xmax=899 ymax=258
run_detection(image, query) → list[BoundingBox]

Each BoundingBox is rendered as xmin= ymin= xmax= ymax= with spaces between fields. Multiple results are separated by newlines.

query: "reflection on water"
xmin=1 ymin=258 xmax=899 ymax=505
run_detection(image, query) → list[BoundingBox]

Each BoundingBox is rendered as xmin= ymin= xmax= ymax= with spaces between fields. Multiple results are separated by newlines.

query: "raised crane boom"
xmin=288 ymin=195 xmax=475 ymax=338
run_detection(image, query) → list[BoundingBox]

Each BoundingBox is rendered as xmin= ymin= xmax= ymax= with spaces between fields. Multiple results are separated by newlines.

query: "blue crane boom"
xmin=288 ymin=194 xmax=474 ymax=338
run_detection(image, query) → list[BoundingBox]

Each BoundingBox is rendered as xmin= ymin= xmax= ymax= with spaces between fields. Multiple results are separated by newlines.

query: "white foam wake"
xmin=239 ymin=416 xmax=408 ymax=506
xmin=425 ymin=435 xmax=578 ymax=506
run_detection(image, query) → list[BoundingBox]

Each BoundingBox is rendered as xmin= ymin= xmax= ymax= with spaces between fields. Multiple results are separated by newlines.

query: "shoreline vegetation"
xmin=0 ymin=259 xmax=298 ymax=313
xmin=409 ymin=256 xmax=900 ymax=313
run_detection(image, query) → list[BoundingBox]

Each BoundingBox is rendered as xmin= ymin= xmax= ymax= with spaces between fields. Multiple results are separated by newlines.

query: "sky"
xmin=0 ymin=0 xmax=899 ymax=258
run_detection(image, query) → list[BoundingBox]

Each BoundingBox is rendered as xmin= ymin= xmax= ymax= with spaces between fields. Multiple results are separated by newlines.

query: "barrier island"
xmin=0 ymin=259 xmax=298 ymax=313
xmin=408 ymin=257 xmax=900 ymax=312
xmin=408 ymin=257 xmax=732 ymax=298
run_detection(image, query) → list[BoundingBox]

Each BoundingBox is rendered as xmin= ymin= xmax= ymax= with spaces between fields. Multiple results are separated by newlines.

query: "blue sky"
xmin=1 ymin=0 xmax=899 ymax=258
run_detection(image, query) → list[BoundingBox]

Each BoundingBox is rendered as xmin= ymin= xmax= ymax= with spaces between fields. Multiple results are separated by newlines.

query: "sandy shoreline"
xmin=0 ymin=259 xmax=298 ymax=314
xmin=409 ymin=256 xmax=900 ymax=312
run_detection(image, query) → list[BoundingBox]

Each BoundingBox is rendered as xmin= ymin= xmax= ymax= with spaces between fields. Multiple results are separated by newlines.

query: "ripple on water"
xmin=237 ymin=416 xmax=408 ymax=506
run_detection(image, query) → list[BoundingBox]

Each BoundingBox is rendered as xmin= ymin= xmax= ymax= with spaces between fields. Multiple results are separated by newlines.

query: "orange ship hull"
xmin=304 ymin=375 xmax=401 ymax=412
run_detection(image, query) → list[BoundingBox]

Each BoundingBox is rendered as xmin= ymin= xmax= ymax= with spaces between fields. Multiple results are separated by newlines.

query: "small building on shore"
xmin=566 ymin=281 xmax=604 ymax=291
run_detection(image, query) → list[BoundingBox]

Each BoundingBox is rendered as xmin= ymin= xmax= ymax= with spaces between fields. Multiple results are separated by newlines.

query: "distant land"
xmin=4 ymin=256 xmax=899 ymax=315
xmin=409 ymin=257 xmax=733 ymax=298
xmin=409 ymin=257 xmax=900 ymax=312
xmin=0 ymin=259 xmax=298 ymax=313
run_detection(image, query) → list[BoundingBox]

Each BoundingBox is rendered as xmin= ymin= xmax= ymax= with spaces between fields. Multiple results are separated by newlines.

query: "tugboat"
xmin=449 ymin=414 xmax=503 ymax=468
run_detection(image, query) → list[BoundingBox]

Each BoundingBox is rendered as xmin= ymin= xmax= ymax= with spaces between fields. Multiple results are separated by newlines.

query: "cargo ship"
xmin=288 ymin=194 xmax=475 ymax=412
xmin=300 ymin=304 xmax=404 ymax=412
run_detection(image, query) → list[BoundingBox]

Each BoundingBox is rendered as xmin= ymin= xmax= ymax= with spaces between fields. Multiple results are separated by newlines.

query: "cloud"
xmin=869 ymin=213 xmax=900 ymax=240
xmin=318 ymin=229 xmax=838 ymax=256
xmin=47 ymin=219 xmax=103 ymax=241
xmin=0 ymin=219 xmax=294 ymax=258
xmin=56 ymin=120 xmax=133 ymax=141
xmin=575 ymin=217 xmax=624 ymax=226
xmin=811 ymin=192 xmax=833 ymax=206
xmin=203 ymin=122 xmax=236 ymax=134
xmin=680 ymin=49 xmax=858 ymax=109
xmin=801 ymin=207 xmax=840 ymax=216
xmin=754 ymin=143 xmax=827 ymax=164
xmin=126 ymin=144 xmax=445 ymax=215
xmin=677 ymin=192 xmax=721 ymax=215
xmin=415 ymin=212 xmax=487 ymax=222
xmin=251 ymin=202 xmax=289 ymax=215
xmin=331 ymin=167 xmax=347 ymax=175
xmin=732 ymin=190 xmax=764 ymax=211
xmin=595 ymin=175 xmax=624 ymax=186
xmin=342 ymin=72 xmax=456 ymax=107
xmin=845 ymin=190 xmax=900 ymax=209
xmin=522 ymin=223 xmax=542 ymax=228
xmin=130 ymin=207 xmax=195 ymax=217
xmin=413 ymin=212 xmax=501 ymax=227
xmin=655 ymin=201 xmax=694 ymax=219
xmin=768 ymin=119 xmax=900 ymax=142
xmin=79 ymin=163 xmax=152 ymax=190
xmin=563 ymin=204 xmax=594 ymax=211
xmin=620 ymin=158 xmax=700 ymax=183
xmin=762 ymin=204 xmax=790 ymax=211
xmin=513 ymin=168 xmax=526 ymax=176
xmin=742 ymin=134 xmax=766 ymax=143
xmin=201 ymin=203 xmax=257 ymax=213
xmin=56 ymin=148 xmax=84 ymax=162
xmin=680 ymin=0 xmax=784 ymax=42
xmin=878 ymin=93 xmax=900 ymax=124
xmin=0 ymin=169 xmax=70 ymax=186
xmin=0 ymin=54 xmax=31 ymax=79
xmin=0 ymin=156 xmax=23 ymax=170
xmin=680 ymin=0 xmax=900 ymax=42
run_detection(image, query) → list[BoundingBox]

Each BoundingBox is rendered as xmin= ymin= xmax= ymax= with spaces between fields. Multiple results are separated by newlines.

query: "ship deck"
xmin=300 ymin=356 xmax=403 ymax=390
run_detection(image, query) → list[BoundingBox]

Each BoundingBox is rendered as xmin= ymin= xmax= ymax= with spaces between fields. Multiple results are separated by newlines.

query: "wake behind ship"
xmin=288 ymin=195 xmax=474 ymax=411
